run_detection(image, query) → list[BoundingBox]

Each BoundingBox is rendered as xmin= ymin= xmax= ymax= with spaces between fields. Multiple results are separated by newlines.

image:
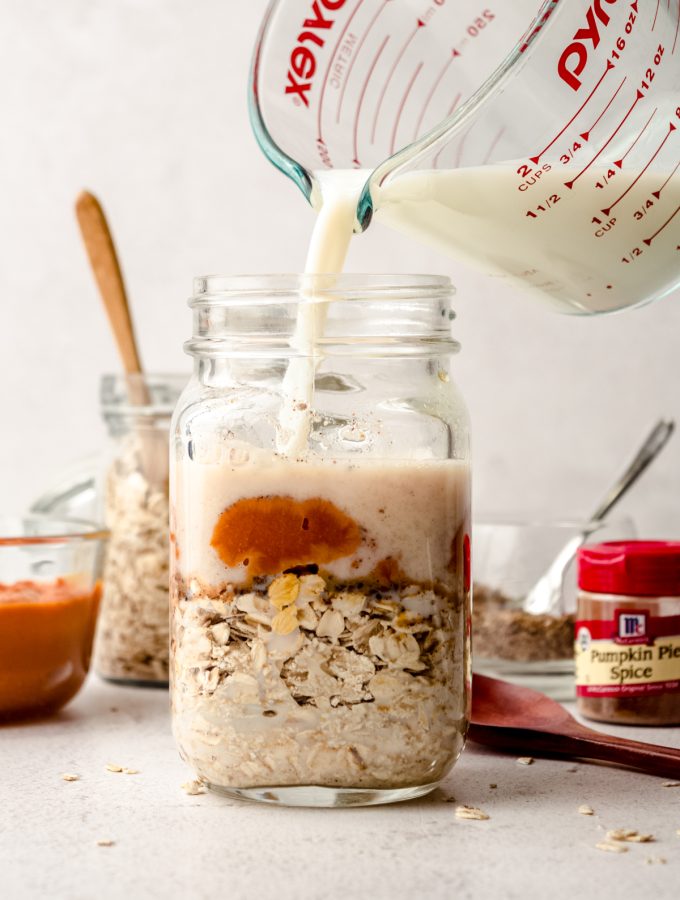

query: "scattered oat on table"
xmin=181 ymin=780 xmax=206 ymax=796
xmin=517 ymin=757 xmax=534 ymax=766
xmin=455 ymin=805 xmax=489 ymax=821
xmin=645 ymin=857 xmax=667 ymax=865
xmin=607 ymin=829 xmax=654 ymax=843
xmin=123 ymin=768 xmax=139 ymax=775
xmin=489 ymin=783 xmax=497 ymax=789
xmin=578 ymin=805 xmax=595 ymax=816
xmin=96 ymin=839 xmax=115 ymax=847
xmin=595 ymin=841 xmax=628 ymax=854
xmin=105 ymin=764 xmax=123 ymax=773
xmin=61 ymin=774 xmax=80 ymax=782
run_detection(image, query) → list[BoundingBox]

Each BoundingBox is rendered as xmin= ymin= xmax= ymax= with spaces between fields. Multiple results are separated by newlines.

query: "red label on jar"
xmin=575 ymin=611 xmax=680 ymax=698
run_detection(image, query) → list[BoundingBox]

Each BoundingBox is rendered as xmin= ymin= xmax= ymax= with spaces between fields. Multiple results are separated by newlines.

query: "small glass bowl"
xmin=0 ymin=516 xmax=108 ymax=721
xmin=472 ymin=517 xmax=636 ymax=700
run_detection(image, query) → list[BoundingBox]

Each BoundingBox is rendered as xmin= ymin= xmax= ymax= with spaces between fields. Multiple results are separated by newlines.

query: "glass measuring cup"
xmin=250 ymin=0 xmax=680 ymax=314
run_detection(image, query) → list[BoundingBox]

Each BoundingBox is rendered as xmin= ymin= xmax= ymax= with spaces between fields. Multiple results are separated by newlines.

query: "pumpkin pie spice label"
xmin=575 ymin=610 xmax=680 ymax=697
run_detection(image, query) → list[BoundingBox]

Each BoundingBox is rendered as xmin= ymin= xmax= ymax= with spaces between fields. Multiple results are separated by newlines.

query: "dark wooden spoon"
xmin=470 ymin=674 xmax=680 ymax=779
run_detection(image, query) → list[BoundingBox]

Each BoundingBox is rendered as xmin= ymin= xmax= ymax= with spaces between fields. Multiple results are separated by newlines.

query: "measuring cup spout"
xmin=249 ymin=1 xmax=317 ymax=206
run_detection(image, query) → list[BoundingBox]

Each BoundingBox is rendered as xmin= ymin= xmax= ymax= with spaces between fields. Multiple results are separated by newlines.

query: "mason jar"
xmin=170 ymin=275 xmax=471 ymax=806
xmin=96 ymin=374 xmax=186 ymax=685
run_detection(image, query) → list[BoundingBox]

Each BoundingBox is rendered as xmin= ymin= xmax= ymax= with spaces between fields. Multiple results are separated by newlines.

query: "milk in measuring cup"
xmin=373 ymin=163 xmax=680 ymax=314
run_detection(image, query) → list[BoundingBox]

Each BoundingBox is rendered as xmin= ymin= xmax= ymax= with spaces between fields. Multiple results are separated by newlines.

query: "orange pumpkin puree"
xmin=211 ymin=495 xmax=361 ymax=577
xmin=0 ymin=579 xmax=100 ymax=720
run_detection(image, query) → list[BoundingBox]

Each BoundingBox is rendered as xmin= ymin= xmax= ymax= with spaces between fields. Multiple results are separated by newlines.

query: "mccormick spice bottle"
xmin=575 ymin=541 xmax=680 ymax=726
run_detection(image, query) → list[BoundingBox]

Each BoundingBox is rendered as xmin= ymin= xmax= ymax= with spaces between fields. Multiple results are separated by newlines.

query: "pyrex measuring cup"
xmin=250 ymin=0 xmax=680 ymax=313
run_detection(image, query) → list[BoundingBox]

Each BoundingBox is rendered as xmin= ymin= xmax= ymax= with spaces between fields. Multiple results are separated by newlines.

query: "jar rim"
xmin=187 ymin=275 xmax=460 ymax=359
xmin=0 ymin=514 xmax=108 ymax=546
xmin=190 ymin=273 xmax=454 ymax=307
xmin=100 ymin=373 xmax=188 ymax=417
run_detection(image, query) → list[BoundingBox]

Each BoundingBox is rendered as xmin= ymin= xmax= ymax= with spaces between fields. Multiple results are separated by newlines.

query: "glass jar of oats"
xmin=170 ymin=275 xmax=471 ymax=807
xmin=576 ymin=541 xmax=680 ymax=725
xmin=96 ymin=374 xmax=186 ymax=685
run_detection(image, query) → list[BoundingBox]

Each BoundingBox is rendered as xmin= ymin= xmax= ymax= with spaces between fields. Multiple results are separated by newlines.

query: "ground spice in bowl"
xmin=473 ymin=584 xmax=575 ymax=663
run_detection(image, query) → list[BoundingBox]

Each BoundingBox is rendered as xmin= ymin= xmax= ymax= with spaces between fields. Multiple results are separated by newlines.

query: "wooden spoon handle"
xmin=75 ymin=190 xmax=142 ymax=375
xmin=469 ymin=723 xmax=680 ymax=779
xmin=565 ymin=727 xmax=680 ymax=779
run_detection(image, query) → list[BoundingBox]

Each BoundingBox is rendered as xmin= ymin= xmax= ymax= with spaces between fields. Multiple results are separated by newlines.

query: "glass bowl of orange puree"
xmin=0 ymin=517 xmax=107 ymax=721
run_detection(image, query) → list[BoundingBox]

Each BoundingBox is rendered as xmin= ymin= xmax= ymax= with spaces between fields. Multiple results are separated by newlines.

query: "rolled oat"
xmin=455 ymin=805 xmax=489 ymax=821
xmin=95 ymin=435 xmax=170 ymax=683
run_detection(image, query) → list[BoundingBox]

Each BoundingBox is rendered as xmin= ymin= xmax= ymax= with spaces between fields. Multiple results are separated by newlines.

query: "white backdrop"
xmin=1 ymin=0 xmax=678 ymax=535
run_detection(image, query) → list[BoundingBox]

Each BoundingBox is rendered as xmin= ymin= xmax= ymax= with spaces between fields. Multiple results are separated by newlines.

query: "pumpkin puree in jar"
xmin=0 ymin=579 xmax=100 ymax=720
xmin=210 ymin=495 xmax=362 ymax=577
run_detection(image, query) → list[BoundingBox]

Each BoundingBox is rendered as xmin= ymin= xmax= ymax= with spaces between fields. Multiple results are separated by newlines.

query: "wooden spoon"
xmin=470 ymin=674 xmax=680 ymax=779
xmin=75 ymin=191 xmax=163 ymax=483
xmin=75 ymin=191 xmax=145 ymax=379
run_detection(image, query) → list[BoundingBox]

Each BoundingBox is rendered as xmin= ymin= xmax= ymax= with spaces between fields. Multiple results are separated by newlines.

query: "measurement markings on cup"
xmin=390 ymin=62 xmax=424 ymax=155
xmin=370 ymin=17 xmax=426 ymax=145
xmin=352 ymin=34 xmax=390 ymax=166
xmin=614 ymin=107 xmax=658 ymax=168
xmin=601 ymin=120 xmax=677 ymax=215
xmin=651 ymin=159 xmax=680 ymax=201
xmin=631 ymin=159 xmax=680 ymax=222
xmin=529 ymin=59 xmax=615 ymax=164
xmin=643 ymin=204 xmax=679 ymax=245
xmin=579 ymin=77 xmax=627 ymax=142
xmin=564 ymin=89 xmax=644 ymax=190
xmin=334 ymin=0 xmax=388 ymax=127
xmin=314 ymin=0 xmax=365 ymax=141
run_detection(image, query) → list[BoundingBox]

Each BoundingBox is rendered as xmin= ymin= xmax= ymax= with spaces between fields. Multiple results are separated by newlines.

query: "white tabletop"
xmin=2 ymin=677 xmax=679 ymax=900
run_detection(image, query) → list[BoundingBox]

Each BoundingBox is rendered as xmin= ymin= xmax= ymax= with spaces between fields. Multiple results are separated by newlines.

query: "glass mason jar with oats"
xmin=170 ymin=275 xmax=471 ymax=807
xmin=97 ymin=374 xmax=186 ymax=685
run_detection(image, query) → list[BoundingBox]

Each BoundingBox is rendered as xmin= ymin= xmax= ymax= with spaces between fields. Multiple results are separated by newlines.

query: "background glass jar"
xmin=170 ymin=274 xmax=471 ymax=807
xmin=96 ymin=374 xmax=186 ymax=685
xmin=473 ymin=517 xmax=636 ymax=701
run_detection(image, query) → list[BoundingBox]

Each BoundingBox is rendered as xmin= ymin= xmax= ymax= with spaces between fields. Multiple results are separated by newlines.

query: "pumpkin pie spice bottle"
xmin=576 ymin=541 xmax=680 ymax=726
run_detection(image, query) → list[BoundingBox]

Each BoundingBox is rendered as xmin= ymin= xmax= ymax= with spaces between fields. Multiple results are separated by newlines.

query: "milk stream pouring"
xmin=278 ymin=174 xmax=360 ymax=455
xmin=251 ymin=0 xmax=680 ymax=315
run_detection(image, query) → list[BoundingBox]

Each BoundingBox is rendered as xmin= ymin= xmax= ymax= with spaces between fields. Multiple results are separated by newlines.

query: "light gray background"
xmin=1 ymin=0 xmax=678 ymax=534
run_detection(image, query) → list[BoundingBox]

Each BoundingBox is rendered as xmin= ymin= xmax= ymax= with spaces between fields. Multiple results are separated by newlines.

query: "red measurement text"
xmin=592 ymin=215 xmax=617 ymax=236
xmin=621 ymin=246 xmax=644 ymax=263
xmin=526 ymin=194 xmax=561 ymax=218
xmin=516 ymin=163 xmax=552 ymax=191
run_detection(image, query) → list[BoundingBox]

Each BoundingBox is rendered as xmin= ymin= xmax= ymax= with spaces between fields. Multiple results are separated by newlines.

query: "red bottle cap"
xmin=578 ymin=541 xmax=680 ymax=597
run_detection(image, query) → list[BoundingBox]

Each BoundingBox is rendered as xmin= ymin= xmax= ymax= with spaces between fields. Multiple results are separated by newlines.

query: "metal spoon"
xmin=524 ymin=418 xmax=675 ymax=616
